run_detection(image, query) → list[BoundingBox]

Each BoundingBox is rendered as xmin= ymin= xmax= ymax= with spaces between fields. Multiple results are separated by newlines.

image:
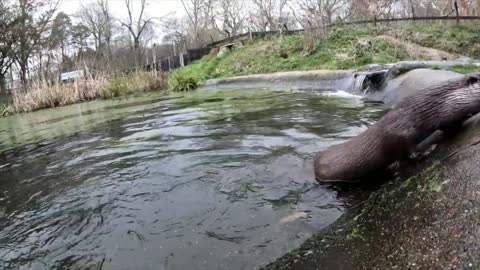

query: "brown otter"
xmin=314 ymin=73 xmax=480 ymax=183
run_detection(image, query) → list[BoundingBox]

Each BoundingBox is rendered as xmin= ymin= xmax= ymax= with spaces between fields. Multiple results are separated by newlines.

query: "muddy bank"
xmin=262 ymin=115 xmax=480 ymax=270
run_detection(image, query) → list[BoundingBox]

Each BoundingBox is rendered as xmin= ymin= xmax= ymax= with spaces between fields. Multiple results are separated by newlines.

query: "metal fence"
xmin=144 ymin=47 xmax=213 ymax=72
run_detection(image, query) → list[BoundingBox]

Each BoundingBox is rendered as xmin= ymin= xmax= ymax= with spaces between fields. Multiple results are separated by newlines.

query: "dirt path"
xmin=378 ymin=35 xmax=460 ymax=61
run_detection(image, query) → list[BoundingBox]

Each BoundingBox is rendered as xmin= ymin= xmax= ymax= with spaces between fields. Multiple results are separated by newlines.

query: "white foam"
xmin=321 ymin=90 xmax=362 ymax=99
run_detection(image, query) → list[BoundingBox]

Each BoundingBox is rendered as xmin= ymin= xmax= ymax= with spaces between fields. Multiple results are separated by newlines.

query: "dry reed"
xmin=7 ymin=72 xmax=167 ymax=114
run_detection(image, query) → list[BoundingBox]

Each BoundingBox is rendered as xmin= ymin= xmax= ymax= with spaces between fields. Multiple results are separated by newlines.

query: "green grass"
xmin=213 ymin=27 xmax=410 ymax=75
xmin=447 ymin=64 xmax=480 ymax=74
xmin=102 ymin=76 xmax=129 ymax=98
xmin=101 ymin=72 xmax=168 ymax=98
xmin=391 ymin=24 xmax=480 ymax=58
xmin=169 ymin=72 xmax=199 ymax=92
xmin=171 ymin=27 xmax=410 ymax=88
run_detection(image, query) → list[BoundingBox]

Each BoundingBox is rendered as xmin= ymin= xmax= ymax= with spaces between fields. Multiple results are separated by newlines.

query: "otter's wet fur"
xmin=314 ymin=73 xmax=480 ymax=183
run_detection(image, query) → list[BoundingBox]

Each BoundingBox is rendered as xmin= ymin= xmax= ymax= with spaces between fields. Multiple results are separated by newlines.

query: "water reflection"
xmin=0 ymin=89 xmax=383 ymax=270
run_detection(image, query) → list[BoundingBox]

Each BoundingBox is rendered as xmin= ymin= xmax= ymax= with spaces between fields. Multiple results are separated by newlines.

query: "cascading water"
xmin=351 ymin=70 xmax=388 ymax=94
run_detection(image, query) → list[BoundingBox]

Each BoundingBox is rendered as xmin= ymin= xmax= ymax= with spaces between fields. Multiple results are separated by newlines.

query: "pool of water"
xmin=0 ymin=89 xmax=383 ymax=270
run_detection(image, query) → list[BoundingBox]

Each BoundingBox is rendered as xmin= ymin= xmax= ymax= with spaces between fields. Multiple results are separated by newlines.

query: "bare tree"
xmin=35 ymin=12 xmax=72 ymax=81
xmin=161 ymin=18 xmax=188 ymax=52
xmin=348 ymin=0 xmax=407 ymax=19
xmin=14 ymin=0 xmax=60 ymax=83
xmin=251 ymin=0 xmax=276 ymax=31
xmin=70 ymin=24 xmax=91 ymax=52
xmin=0 ymin=0 xmax=18 ymax=89
xmin=50 ymin=12 xmax=72 ymax=64
xmin=180 ymin=0 xmax=217 ymax=47
xmin=120 ymin=0 xmax=157 ymax=68
xmin=249 ymin=0 xmax=290 ymax=31
xmin=455 ymin=0 xmax=480 ymax=16
xmin=215 ymin=0 xmax=247 ymax=37
xmin=77 ymin=0 xmax=114 ymax=67
xmin=291 ymin=0 xmax=349 ymax=27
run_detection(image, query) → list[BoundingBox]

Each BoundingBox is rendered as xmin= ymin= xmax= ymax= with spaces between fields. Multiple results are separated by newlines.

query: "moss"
xmin=418 ymin=162 xmax=444 ymax=193
xmin=347 ymin=227 xmax=366 ymax=241
xmin=342 ymin=161 xmax=444 ymax=245
xmin=448 ymin=64 xmax=480 ymax=74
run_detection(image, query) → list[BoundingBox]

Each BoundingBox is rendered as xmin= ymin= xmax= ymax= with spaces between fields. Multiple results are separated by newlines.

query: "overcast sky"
xmin=59 ymin=0 xmax=185 ymax=17
xmin=58 ymin=0 xmax=186 ymax=42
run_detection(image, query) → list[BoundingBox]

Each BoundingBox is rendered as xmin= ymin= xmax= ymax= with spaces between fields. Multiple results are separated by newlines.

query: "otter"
xmin=314 ymin=73 xmax=480 ymax=183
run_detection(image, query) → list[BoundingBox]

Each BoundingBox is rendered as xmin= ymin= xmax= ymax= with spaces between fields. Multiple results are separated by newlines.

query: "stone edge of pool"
xmin=259 ymin=103 xmax=480 ymax=269
xmin=200 ymin=60 xmax=480 ymax=93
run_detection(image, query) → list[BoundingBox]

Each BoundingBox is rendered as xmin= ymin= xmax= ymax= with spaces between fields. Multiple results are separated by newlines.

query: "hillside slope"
xmin=170 ymin=24 xmax=480 ymax=89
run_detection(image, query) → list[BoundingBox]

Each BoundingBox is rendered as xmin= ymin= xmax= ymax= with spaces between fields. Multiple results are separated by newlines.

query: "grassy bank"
xmin=171 ymin=24 xmax=480 ymax=89
xmin=2 ymin=72 xmax=167 ymax=115
xmin=392 ymin=24 xmax=480 ymax=58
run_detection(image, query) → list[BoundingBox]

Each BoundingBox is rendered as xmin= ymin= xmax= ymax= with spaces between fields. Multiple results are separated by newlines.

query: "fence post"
xmin=145 ymin=53 xmax=149 ymax=68
xmin=172 ymin=40 xmax=176 ymax=56
xmin=180 ymin=53 xmax=185 ymax=67
xmin=249 ymin=20 xmax=253 ymax=40
xmin=409 ymin=0 xmax=415 ymax=20
xmin=454 ymin=1 xmax=460 ymax=24
xmin=373 ymin=15 xmax=377 ymax=27
xmin=152 ymin=43 xmax=157 ymax=77
xmin=279 ymin=22 xmax=283 ymax=39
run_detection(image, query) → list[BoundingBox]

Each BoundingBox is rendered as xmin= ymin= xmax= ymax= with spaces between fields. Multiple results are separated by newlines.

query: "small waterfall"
xmin=352 ymin=70 xmax=388 ymax=93
xmin=353 ymin=72 xmax=368 ymax=92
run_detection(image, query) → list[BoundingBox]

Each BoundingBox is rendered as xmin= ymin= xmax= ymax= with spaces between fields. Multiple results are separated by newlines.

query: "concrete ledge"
xmin=202 ymin=70 xmax=356 ymax=91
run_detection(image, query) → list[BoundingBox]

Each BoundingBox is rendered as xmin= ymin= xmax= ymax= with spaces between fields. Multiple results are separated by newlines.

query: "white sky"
xmin=59 ymin=0 xmax=185 ymax=17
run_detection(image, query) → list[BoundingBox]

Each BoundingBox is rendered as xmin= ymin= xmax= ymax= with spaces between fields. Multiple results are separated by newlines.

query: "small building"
xmin=60 ymin=70 xmax=84 ymax=82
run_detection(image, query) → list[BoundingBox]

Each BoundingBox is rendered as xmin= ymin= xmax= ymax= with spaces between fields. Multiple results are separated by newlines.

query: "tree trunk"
xmin=454 ymin=1 xmax=460 ymax=24
xmin=0 ymin=73 xmax=6 ymax=92
xmin=409 ymin=0 xmax=415 ymax=18
xmin=19 ymin=59 xmax=28 ymax=84
xmin=134 ymin=38 xmax=142 ymax=69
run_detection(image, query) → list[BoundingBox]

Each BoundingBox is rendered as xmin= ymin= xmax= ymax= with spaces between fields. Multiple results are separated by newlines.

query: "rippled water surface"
xmin=0 ymin=89 xmax=382 ymax=270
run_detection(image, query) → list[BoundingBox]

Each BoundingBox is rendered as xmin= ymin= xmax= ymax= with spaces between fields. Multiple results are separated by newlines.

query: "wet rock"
xmin=261 ymin=116 xmax=480 ymax=270
xmin=218 ymin=46 xmax=230 ymax=57
xmin=364 ymin=68 xmax=464 ymax=107
xmin=279 ymin=212 xmax=309 ymax=224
